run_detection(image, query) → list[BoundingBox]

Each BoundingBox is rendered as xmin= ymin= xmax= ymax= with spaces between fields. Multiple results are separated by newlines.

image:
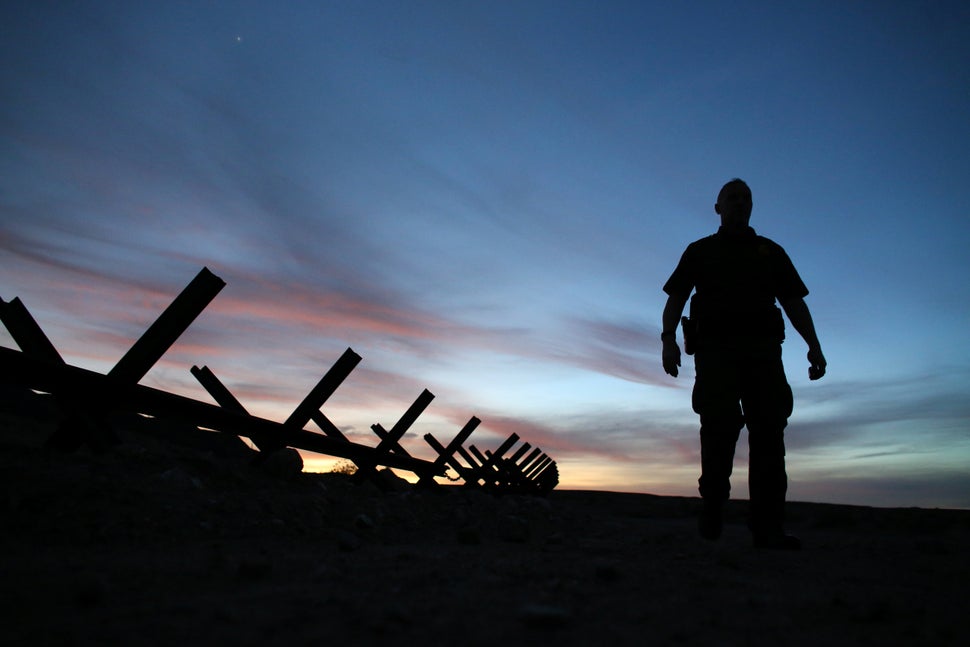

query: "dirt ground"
xmin=1 ymin=391 xmax=969 ymax=646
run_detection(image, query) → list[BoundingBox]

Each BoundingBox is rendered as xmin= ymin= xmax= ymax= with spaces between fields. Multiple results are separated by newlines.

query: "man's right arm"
xmin=661 ymin=291 xmax=690 ymax=377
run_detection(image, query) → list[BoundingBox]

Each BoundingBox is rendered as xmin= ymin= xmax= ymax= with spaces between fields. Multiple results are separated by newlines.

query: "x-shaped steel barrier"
xmin=0 ymin=268 xmax=558 ymax=493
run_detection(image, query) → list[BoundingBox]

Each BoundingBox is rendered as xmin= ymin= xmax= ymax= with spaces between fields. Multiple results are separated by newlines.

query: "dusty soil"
xmin=1 ymin=389 xmax=968 ymax=646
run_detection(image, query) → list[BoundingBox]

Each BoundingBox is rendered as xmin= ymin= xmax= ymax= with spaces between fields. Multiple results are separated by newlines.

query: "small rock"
xmin=156 ymin=467 xmax=202 ymax=491
xmin=258 ymin=448 xmax=303 ymax=479
xmin=354 ymin=513 xmax=376 ymax=531
xmin=237 ymin=555 xmax=272 ymax=580
xmin=517 ymin=603 xmax=570 ymax=628
xmin=374 ymin=468 xmax=411 ymax=492
xmin=594 ymin=561 xmax=622 ymax=582
xmin=499 ymin=515 xmax=531 ymax=543
xmin=456 ymin=526 xmax=482 ymax=545
xmin=73 ymin=572 xmax=108 ymax=609
xmin=337 ymin=530 xmax=363 ymax=552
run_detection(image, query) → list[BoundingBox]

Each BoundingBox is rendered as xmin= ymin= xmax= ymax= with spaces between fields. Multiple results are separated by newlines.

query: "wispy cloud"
xmin=4 ymin=1 xmax=969 ymax=508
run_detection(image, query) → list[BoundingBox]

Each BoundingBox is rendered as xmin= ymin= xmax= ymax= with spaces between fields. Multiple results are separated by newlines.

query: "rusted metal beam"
xmin=455 ymin=445 xmax=485 ymax=487
xmin=191 ymin=365 xmax=248 ymax=414
xmin=354 ymin=389 xmax=435 ymax=483
xmin=0 ymin=297 xmax=65 ymax=364
xmin=419 ymin=416 xmax=480 ymax=486
xmin=469 ymin=445 xmax=489 ymax=466
xmin=373 ymin=389 xmax=434 ymax=454
xmin=108 ymin=267 xmax=225 ymax=384
xmin=423 ymin=433 xmax=479 ymax=484
xmin=498 ymin=442 xmax=536 ymax=490
xmin=284 ymin=348 xmax=361 ymax=429
xmin=518 ymin=447 xmax=543 ymax=473
xmin=193 ymin=360 xmax=355 ymax=456
xmin=508 ymin=442 xmax=532 ymax=464
xmin=532 ymin=460 xmax=559 ymax=493
xmin=309 ymin=410 xmax=350 ymax=442
xmin=478 ymin=434 xmax=519 ymax=476
xmin=0 ymin=297 xmax=116 ymax=450
xmin=525 ymin=455 xmax=552 ymax=479
xmin=0 ymin=347 xmax=443 ymax=476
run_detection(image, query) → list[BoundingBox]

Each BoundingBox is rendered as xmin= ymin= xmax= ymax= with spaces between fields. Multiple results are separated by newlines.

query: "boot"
xmin=749 ymin=518 xmax=801 ymax=550
xmin=749 ymin=502 xmax=800 ymax=550
xmin=698 ymin=499 xmax=723 ymax=541
xmin=752 ymin=531 xmax=802 ymax=550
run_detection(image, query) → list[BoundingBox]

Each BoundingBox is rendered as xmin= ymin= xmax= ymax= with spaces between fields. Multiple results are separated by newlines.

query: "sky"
xmin=2 ymin=1 xmax=969 ymax=509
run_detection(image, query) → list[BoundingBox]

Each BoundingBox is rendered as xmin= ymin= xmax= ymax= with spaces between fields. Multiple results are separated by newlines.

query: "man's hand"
xmin=662 ymin=339 xmax=682 ymax=377
xmin=807 ymin=346 xmax=826 ymax=380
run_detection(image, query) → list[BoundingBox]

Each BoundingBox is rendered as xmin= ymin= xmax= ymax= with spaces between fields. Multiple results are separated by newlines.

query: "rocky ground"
xmin=1 ymin=388 xmax=969 ymax=646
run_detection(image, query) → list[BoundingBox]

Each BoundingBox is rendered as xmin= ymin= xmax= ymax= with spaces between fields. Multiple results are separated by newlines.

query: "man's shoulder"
xmin=685 ymin=233 xmax=719 ymax=251
xmin=753 ymin=233 xmax=783 ymax=246
xmin=753 ymin=235 xmax=790 ymax=257
xmin=686 ymin=232 xmax=794 ymax=266
xmin=682 ymin=231 xmax=790 ymax=257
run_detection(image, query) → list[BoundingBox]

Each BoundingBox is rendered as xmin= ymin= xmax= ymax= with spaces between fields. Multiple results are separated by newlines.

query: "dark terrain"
xmin=2 ymin=387 xmax=968 ymax=646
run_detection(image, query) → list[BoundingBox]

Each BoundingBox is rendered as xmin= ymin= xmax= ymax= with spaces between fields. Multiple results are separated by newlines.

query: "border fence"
xmin=0 ymin=267 xmax=558 ymax=494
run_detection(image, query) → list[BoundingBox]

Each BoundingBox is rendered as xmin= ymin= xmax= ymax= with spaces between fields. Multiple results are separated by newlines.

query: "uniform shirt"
xmin=664 ymin=226 xmax=808 ymax=344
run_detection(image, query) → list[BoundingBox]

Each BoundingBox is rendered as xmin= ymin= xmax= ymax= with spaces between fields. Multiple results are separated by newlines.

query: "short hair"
xmin=718 ymin=178 xmax=752 ymax=203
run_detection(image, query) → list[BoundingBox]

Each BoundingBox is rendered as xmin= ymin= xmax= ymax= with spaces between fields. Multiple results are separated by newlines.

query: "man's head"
xmin=715 ymin=178 xmax=753 ymax=229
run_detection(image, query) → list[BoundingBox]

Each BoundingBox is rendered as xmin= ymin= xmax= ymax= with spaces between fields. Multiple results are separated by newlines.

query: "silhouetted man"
xmin=661 ymin=179 xmax=826 ymax=549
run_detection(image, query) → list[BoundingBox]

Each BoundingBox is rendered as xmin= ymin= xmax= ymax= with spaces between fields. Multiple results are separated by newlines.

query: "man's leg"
xmin=696 ymin=415 xmax=744 ymax=539
xmin=742 ymin=346 xmax=798 ymax=549
xmin=746 ymin=419 xmax=792 ymax=545
xmin=698 ymin=416 xmax=745 ymax=503
xmin=693 ymin=351 xmax=743 ymax=540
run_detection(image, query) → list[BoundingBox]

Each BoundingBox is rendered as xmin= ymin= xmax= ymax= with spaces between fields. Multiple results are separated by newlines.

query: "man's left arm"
xmin=779 ymin=296 xmax=827 ymax=380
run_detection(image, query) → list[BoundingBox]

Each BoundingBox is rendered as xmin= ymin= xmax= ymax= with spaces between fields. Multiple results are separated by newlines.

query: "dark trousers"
xmin=692 ymin=342 xmax=793 ymax=530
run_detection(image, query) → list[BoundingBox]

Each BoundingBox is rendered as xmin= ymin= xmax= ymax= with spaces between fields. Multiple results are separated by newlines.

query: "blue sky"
xmin=2 ymin=1 xmax=969 ymax=508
